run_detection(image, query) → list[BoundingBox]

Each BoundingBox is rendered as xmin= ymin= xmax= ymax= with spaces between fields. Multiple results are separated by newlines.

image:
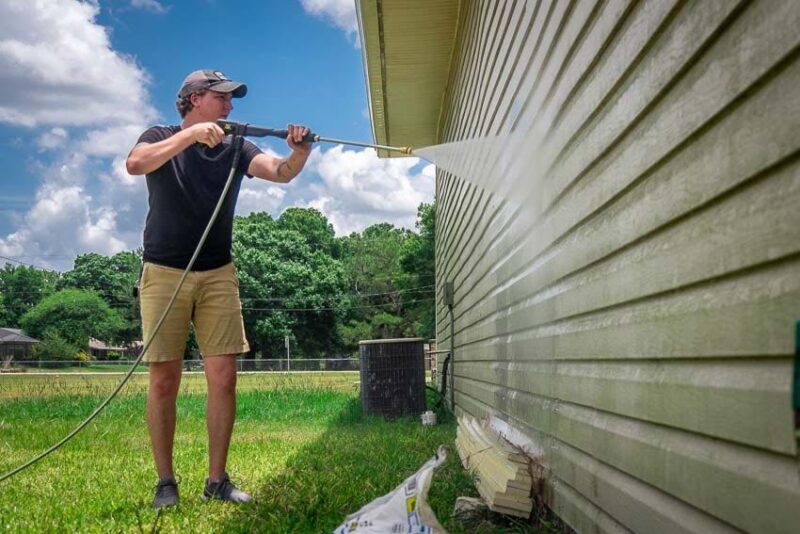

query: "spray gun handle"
xmin=217 ymin=120 xmax=318 ymax=142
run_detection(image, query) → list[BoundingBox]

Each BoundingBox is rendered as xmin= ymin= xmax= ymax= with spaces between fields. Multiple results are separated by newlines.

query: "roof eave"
xmin=357 ymin=0 xmax=460 ymax=158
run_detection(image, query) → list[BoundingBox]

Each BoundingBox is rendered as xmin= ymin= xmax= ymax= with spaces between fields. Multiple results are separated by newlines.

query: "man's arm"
xmin=247 ymin=124 xmax=312 ymax=183
xmin=126 ymin=122 xmax=225 ymax=175
xmin=248 ymin=150 xmax=310 ymax=183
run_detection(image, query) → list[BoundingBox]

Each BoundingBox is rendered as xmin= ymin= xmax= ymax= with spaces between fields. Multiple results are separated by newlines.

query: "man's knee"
xmin=149 ymin=362 xmax=182 ymax=399
xmin=206 ymin=358 xmax=237 ymax=394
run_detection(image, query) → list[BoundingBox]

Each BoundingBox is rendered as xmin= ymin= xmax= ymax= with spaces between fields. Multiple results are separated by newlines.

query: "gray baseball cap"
xmin=178 ymin=70 xmax=247 ymax=98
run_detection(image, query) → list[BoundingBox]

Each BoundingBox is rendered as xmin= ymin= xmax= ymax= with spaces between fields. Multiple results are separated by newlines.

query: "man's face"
xmin=190 ymin=90 xmax=234 ymax=120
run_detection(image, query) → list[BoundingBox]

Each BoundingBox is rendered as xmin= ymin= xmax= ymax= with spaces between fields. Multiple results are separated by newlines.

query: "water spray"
xmin=217 ymin=120 xmax=413 ymax=155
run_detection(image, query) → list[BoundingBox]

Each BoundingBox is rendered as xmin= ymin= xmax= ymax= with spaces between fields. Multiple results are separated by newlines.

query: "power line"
xmin=240 ymin=297 xmax=435 ymax=313
xmin=240 ymin=285 xmax=435 ymax=302
xmin=0 ymin=255 xmax=57 ymax=271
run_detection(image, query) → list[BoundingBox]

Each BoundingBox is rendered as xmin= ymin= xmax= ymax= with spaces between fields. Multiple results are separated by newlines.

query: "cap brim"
xmin=210 ymin=81 xmax=247 ymax=98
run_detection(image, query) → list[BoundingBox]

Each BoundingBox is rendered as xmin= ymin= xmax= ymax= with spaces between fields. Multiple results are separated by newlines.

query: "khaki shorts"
xmin=139 ymin=262 xmax=249 ymax=362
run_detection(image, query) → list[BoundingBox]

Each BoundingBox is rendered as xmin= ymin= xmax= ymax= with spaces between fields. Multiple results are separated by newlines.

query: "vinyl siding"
xmin=435 ymin=0 xmax=800 ymax=532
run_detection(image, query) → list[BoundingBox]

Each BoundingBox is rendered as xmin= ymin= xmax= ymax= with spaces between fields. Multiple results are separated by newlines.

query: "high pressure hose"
xmin=0 ymin=136 xmax=245 ymax=484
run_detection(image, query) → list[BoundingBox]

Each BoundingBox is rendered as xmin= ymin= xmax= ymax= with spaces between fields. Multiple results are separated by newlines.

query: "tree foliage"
xmin=0 ymin=264 xmax=58 ymax=327
xmin=58 ymin=251 xmax=142 ymax=343
xmin=276 ymin=207 xmax=341 ymax=258
xmin=20 ymin=289 xmax=124 ymax=350
xmin=399 ymin=203 xmax=436 ymax=339
xmin=2 ymin=204 xmax=436 ymax=357
xmin=35 ymin=330 xmax=78 ymax=362
xmin=335 ymin=204 xmax=436 ymax=344
xmin=339 ymin=223 xmax=412 ymax=340
xmin=233 ymin=211 xmax=348 ymax=358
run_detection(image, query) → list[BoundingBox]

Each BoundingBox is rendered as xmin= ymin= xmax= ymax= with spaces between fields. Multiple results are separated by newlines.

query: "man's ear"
xmin=190 ymin=93 xmax=201 ymax=106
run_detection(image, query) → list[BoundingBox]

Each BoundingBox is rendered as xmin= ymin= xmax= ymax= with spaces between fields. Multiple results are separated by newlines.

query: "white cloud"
xmin=77 ymin=124 xmax=149 ymax=158
xmin=299 ymin=0 xmax=359 ymax=46
xmin=0 ymin=1 xmax=431 ymax=270
xmin=0 ymin=185 xmax=126 ymax=270
xmin=0 ymin=0 xmax=155 ymax=271
xmin=131 ymin=0 xmax=169 ymax=14
xmin=0 ymin=0 xmax=157 ymax=128
xmin=36 ymin=128 xmax=69 ymax=150
xmin=302 ymin=145 xmax=434 ymax=235
xmin=237 ymin=180 xmax=287 ymax=216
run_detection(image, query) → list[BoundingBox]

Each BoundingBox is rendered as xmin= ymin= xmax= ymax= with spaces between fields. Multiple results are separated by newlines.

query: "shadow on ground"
xmin=215 ymin=393 xmax=464 ymax=533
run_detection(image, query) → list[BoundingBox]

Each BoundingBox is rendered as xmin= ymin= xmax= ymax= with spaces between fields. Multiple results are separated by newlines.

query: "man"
xmin=126 ymin=69 xmax=311 ymax=508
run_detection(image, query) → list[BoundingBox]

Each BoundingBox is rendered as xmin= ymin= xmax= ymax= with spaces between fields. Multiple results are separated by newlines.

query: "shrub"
xmin=36 ymin=330 xmax=78 ymax=367
xmin=20 ymin=289 xmax=124 ymax=349
xmin=101 ymin=350 xmax=121 ymax=361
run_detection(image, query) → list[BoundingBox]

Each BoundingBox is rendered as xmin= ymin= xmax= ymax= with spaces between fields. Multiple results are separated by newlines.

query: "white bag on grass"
xmin=332 ymin=446 xmax=449 ymax=534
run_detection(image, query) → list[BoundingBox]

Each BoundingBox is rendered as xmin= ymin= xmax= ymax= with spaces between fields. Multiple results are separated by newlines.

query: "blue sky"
xmin=0 ymin=0 xmax=434 ymax=272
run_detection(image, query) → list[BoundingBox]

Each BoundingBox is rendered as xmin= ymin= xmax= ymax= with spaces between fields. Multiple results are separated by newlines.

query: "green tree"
xmin=277 ymin=207 xmax=341 ymax=258
xmin=337 ymin=320 xmax=372 ymax=351
xmin=233 ymin=210 xmax=348 ymax=358
xmin=0 ymin=292 xmax=8 ymax=325
xmin=0 ymin=264 xmax=59 ymax=327
xmin=340 ymin=223 xmax=411 ymax=314
xmin=370 ymin=311 xmax=406 ymax=338
xmin=20 ymin=289 xmax=124 ymax=350
xmin=399 ymin=202 xmax=436 ymax=339
xmin=58 ymin=251 xmax=142 ymax=343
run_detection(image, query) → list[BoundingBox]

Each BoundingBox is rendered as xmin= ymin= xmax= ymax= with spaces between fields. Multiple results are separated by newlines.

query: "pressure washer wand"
xmin=217 ymin=120 xmax=412 ymax=155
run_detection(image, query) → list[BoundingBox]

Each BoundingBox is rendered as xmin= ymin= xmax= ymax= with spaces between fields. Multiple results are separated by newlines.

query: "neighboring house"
xmin=88 ymin=338 xmax=142 ymax=360
xmin=0 ymin=327 xmax=39 ymax=363
xmin=357 ymin=1 xmax=800 ymax=533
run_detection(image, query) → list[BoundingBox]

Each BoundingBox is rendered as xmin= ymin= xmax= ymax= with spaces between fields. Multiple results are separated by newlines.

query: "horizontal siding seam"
xmin=447 ymin=51 xmax=800 ymax=328
xmin=455 ymin=252 xmax=800 ymax=345
xmin=543 ymin=0 xmax=750 ymax=211
xmin=453 ymin=150 xmax=800 ymax=331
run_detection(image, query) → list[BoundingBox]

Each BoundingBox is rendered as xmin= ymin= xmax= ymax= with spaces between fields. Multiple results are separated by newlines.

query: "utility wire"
xmin=0 ymin=255 xmax=56 ymax=271
xmin=224 ymin=285 xmax=436 ymax=304
xmin=87 ymin=295 xmax=435 ymax=314
xmin=240 ymin=296 xmax=435 ymax=313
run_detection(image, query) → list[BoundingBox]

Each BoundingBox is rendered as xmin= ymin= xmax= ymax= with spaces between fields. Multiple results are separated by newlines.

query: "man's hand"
xmin=190 ymin=122 xmax=226 ymax=147
xmin=286 ymin=124 xmax=312 ymax=154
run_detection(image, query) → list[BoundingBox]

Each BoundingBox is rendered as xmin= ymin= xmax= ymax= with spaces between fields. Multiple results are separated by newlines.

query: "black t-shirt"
xmin=137 ymin=125 xmax=262 ymax=270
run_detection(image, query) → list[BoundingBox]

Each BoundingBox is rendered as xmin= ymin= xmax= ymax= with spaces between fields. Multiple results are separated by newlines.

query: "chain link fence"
xmin=2 ymin=358 xmax=361 ymax=373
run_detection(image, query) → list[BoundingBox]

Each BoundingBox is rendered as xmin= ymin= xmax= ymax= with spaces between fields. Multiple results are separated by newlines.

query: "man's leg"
xmin=194 ymin=263 xmax=251 ymax=502
xmin=139 ymin=262 xmax=196 ymax=508
xmin=147 ymin=359 xmax=184 ymax=478
xmin=203 ymin=355 xmax=237 ymax=481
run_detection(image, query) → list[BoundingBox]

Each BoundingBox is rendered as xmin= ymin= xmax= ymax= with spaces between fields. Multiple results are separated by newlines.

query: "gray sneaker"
xmin=203 ymin=473 xmax=252 ymax=503
xmin=153 ymin=476 xmax=179 ymax=509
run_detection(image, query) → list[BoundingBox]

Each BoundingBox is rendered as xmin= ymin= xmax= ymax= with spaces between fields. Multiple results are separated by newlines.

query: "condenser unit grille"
xmin=359 ymin=338 xmax=426 ymax=418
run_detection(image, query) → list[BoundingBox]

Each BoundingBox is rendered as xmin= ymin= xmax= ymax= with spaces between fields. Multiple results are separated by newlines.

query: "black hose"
xmin=448 ymin=304 xmax=455 ymax=411
xmin=439 ymin=352 xmax=451 ymax=406
xmin=426 ymin=384 xmax=448 ymax=410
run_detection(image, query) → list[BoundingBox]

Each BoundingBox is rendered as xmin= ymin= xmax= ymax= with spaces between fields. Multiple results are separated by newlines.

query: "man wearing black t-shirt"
xmin=126 ymin=69 xmax=311 ymax=508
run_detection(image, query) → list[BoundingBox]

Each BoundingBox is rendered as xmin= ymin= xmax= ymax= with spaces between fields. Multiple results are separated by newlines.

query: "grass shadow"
xmin=215 ymin=390 xmax=472 ymax=533
xmin=215 ymin=388 xmax=560 ymax=533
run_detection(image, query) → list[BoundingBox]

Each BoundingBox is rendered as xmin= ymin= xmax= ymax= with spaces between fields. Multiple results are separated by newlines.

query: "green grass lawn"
xmin=0 ymin=372 xmax=360 ymax=400
xmin=0 ymin=374 xmax=545 ymax=533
